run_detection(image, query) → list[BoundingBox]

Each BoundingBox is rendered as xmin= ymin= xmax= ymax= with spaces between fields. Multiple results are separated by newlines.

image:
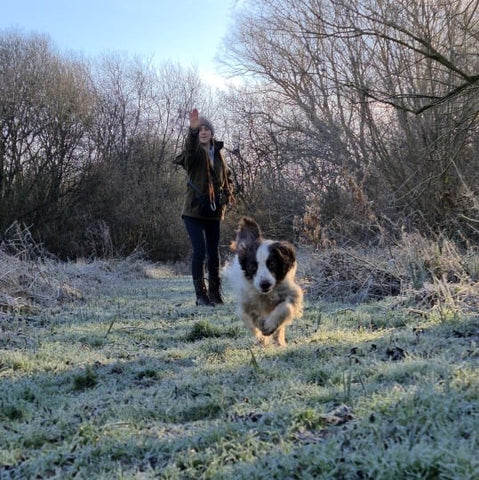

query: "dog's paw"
xmin=254 ymin=336 xmax=270 ymax=347
xmin=261 ymin=320 xmax=278 ymax=336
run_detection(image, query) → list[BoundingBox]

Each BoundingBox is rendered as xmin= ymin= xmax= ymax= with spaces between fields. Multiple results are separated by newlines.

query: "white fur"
xmin=253 ymin=240 xmax=276 ymax=293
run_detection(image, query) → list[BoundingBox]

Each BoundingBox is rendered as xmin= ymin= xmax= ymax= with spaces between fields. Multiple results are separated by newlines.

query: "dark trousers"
xmin=183 ymin=216 xmax=221 ymax=282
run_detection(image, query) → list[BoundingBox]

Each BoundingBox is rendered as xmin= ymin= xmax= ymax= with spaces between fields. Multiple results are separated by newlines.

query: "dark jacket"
xmin=175 ymin=127 xmax=233 ymax=220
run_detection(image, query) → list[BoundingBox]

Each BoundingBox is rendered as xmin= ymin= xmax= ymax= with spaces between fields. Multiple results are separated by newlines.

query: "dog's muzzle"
xmin=259 ymin=280 xmax=273 ymax=293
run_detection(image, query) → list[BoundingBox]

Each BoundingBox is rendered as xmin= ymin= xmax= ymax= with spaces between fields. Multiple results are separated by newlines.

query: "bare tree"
xmin=329 ymin=0 xmax=479 ymax=113
xmin=85 ymin=55 xmax=211 ymax=259
xmin=0 ymin=30 xmax=95 ymax=246
xmin=222 ymin=0 xmax=479 ymax=243
xmin=0 ymin=31 xmax=214 ymax=259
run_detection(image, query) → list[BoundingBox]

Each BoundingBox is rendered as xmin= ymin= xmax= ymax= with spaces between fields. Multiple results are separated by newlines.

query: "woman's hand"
xmin=189 ymin=108 xmax=200 ymax=129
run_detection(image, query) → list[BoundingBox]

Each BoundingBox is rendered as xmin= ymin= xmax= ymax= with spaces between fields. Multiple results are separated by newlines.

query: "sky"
xmin=0 ymin=0 xmax=242 ymax=88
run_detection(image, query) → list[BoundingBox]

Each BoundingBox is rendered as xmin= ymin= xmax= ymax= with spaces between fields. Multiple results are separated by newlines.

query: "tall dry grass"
xmin=298 ymin=231 xmax=479 ymax=312
xmin=0 ymin=224 xmax=178 ymax=318
xmin=2 ymin=223 xmax=478 ymax=318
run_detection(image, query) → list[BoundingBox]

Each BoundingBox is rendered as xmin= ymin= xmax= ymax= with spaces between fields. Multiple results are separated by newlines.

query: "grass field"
xmin=0 ymin=262 xmax=478 ymax=479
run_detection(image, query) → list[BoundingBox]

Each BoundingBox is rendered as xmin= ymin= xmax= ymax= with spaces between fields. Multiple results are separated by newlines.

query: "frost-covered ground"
xmin=0 ymin=259 xmax=478 ymax=479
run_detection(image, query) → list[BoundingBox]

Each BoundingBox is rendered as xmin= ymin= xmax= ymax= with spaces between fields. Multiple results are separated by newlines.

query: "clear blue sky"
xmin=1 ymin=0 xmax=241 ymax=86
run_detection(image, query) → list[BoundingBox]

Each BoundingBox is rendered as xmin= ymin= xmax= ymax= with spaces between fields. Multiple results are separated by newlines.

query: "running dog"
xmin=224 ymin=217 xmax=303 ymax=346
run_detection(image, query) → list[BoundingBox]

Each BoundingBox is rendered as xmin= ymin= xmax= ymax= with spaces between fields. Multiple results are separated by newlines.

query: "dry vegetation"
xmin=2 ymin=225 xmax=479 ymax=320
xmin=296 ymin=232 xmax=479 ymax=314
xmin=0 ymin=224 xmax=179 ymax=320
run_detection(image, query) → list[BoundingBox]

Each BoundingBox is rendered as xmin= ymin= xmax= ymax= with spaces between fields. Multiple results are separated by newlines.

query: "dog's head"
xmin=231 ymin=217 xmax=296 ymax=294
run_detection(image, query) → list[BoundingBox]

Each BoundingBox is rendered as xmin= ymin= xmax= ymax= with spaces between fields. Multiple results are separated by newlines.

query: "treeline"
xmin=0 ymin=31 xmax=208 ymax=260
xmin=1 ymin=0 xmax=479 ymax=261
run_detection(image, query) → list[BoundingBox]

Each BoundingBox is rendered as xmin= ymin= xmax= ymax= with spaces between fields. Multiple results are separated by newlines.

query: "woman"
xmin=175 ymin=108 xmax=234 ymax=306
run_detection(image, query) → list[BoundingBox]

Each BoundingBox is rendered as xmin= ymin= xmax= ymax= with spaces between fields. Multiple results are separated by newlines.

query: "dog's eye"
xmin=266 ymin=257 xmax=277 ymax=272
xmin=246 ymin=260 xmax=258 ymax=277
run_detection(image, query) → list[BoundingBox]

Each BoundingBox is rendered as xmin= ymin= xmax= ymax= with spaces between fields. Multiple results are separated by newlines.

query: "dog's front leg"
xmin=262 ymin=301 xmax=294 ymax=337
xmin=241 ymin=310 xmax=270 ymax=346
xmin=272 ymin=326 xmax=286 ymax=347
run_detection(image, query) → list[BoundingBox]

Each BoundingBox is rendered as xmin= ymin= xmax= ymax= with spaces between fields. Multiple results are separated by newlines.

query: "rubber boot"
xmin=208 ymin=275 xmax=224 ymax=305
xmin=193 ymin=279 xmax=214 ymax=306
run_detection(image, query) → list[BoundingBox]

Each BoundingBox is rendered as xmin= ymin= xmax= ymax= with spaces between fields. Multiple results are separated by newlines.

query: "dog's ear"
xmin=231 ymin=217 xmax=262 ymax=253
xmin=269 ymin=241 xmax=296 ymax=281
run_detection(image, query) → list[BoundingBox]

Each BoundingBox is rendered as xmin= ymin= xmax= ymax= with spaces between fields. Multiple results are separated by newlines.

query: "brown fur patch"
xmin=230 ymin=216 xmax=263 ymax=253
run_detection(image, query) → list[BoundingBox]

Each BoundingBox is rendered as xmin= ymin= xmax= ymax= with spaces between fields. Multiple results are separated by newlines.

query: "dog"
xmin=224 ymin=217 xmax=303 ymax=346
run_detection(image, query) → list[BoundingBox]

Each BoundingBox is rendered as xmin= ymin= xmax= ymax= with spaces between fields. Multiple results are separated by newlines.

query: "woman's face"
xmin=199 ymin=125 xmax=212 ymax=146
